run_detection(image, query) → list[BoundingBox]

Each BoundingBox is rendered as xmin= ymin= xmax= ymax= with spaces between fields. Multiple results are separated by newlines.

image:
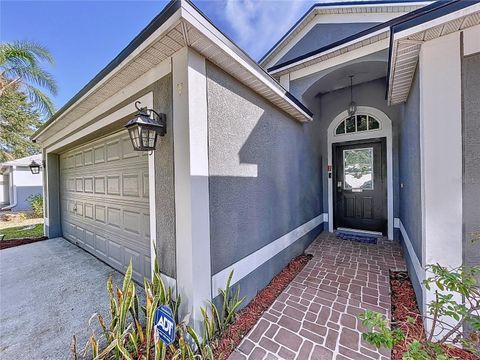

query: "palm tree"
xmin=0 ymin=40 xmax=57 ymax=117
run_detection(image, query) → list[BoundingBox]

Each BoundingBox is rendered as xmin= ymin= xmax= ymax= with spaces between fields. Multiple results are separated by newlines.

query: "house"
xmin=32 ymin=0 xmax=480 ymax=332
xmin=0 ymin=154 xmax=43 ymax=212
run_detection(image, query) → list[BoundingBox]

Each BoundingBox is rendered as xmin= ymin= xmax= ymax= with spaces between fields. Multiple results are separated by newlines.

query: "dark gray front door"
xmin=333 ymin=138 xmax=387 ymax=233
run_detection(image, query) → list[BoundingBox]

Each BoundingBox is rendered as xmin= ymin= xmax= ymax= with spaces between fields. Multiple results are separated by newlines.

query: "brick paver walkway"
xmin=229 ymin=232 xmax=406 ymax=360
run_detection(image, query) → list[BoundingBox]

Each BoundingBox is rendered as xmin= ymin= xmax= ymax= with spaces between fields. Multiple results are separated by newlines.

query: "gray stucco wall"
xmin=276 ymin=23 xmax=380 ymax=66
xmin=398 ymin=67 xmax=423 ymax=310
xmin=153 ymin=74 xmax=176 ymax=278
xmin=45 ymin=152 xmax=61 ymax=238
xmin=12 ymin=185 xmax=43 ymax=211
xmin=462 ymin=53 xmax=480 ymax=274
xmin=294 ymin=78 xmax=401 ymax=230
xmin=399 ymin=68 xmax=422 ymax=261
xmin=206 ymin=62 xmax=323 ymax=300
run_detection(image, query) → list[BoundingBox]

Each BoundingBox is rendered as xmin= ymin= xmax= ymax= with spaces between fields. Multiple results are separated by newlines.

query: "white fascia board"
xmin=392 ymin=2 xmax=480 ymax=41
xmin=33 ymin=9 xmax=182 ymax=141
xmin=388 ymin=3 xmax=480 ymax=104
xmin=41 ymin=59 xmax=171 ymax=149
xmin=289 ymin=36 xmax=389 ymax=81
xmin=272 ymin=28 xmax=390 ymax=78
xmin=180 ymin=2 xmax=312 ymax=122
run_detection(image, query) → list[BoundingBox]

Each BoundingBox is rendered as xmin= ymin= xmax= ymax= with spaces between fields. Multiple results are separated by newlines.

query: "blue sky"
xmin=1 ymin=0 xmax=318 ymax=110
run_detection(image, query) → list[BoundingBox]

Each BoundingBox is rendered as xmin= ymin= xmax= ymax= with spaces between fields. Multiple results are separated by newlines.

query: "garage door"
xmin=59 ymin=131 xmax=150 ymax=281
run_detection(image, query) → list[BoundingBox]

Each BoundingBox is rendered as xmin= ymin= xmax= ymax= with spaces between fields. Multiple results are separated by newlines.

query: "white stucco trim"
xmin=464 ymin=25 xmax=480 ymax=56
xmin=172 ymin=48 xmax=211 ymax=329
xmin=45 ymin=92 xmax=154 ymax=154
xmin=327 ymin=106 xmax=394 ymax=240
xmin=211 ymin=213 xmax=327 ymax=297
xmin=419 ymin=32 xmax=463 ymax=319
xmin=41 ymin=60 xmax=171 ymax=149
xmin=398 ymin=219 xmax=425 ymax=283
xmin=148 ymin=152 xmax=157 ymax=280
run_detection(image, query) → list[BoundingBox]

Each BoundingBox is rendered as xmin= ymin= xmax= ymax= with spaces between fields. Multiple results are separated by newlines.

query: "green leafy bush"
xmin=27 ymin=194 xmax=43 ymax=218
xmin=358 ymin=264 xmax=480 ymax=359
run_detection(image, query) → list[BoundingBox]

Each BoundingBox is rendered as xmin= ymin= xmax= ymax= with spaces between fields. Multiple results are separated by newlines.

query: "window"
xmin=335 ymin=115 xmax=380 ymax=135
xmin=343 ymin=148 xmax=374 ymax=190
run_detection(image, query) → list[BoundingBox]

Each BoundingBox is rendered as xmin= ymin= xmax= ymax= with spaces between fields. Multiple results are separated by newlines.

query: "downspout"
xmin=1 ymin=167 xmax=17 ymax=210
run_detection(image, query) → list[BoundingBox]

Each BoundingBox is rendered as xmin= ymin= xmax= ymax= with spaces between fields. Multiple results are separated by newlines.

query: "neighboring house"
xmin=0 ymin=154 xmax=43 ymax=212
xmin=31 ymin=0 xmax=479 ymax=331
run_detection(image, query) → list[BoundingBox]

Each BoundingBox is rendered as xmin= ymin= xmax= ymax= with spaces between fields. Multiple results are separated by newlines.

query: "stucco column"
xmin=44 ymin=151 xmax=61 ymax=238
xmin=172 ymin=47 xmax=212 ymax=332
xmin=419 ymin=32 xmax=463 ymax=332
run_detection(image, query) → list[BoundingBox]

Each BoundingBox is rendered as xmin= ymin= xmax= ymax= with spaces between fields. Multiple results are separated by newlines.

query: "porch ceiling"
xmin=34 ymin=0 xmax=312 ymax=143
xmin=388 ymin=3 xmax=480 ymax=105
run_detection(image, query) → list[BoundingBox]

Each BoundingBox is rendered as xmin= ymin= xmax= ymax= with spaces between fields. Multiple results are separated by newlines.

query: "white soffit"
xmin=35 ymin=0 xmax=312 ymax=143
xmin=260 ymin=2 xmax=431 ymax=69
xmin=388 ymin=4 xmax=480 ymax=105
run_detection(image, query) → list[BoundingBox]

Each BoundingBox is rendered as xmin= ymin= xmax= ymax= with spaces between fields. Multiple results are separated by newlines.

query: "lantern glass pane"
xmin=128 ymin=126 xmax=141 ymax=150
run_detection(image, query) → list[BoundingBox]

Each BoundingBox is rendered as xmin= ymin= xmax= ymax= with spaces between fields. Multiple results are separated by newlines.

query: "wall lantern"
xmin=29 ymin=160 xmax=41 ymax=174
xmin=347 ymin=75 xmax=357 ymax=117
xmin=125 ymin=101 xmax=167 ymax=152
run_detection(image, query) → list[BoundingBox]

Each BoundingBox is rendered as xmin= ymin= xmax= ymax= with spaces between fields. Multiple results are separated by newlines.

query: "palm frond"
xmin=5 ymin=62 xmax=57 ymax=95
xmin=0 ymin=43 xmax=36 ymax=67
xmin=0 ymin=41 xmax=54 ymax=65
xmin=24 ymin=84 xmax=56 ymax=117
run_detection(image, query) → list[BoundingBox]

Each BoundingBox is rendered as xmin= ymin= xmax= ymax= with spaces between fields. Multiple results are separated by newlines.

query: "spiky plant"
xmin=0 ymin=40 xmax=57 ymax=116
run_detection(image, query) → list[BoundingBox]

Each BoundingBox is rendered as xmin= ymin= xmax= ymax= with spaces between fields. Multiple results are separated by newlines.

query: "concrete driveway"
xmin=0 ymin=238 xmax=126 ymax=359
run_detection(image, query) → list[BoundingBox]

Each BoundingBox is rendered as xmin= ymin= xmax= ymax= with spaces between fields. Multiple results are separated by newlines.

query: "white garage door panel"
xmin=60 ymin=131 xmax=150 ymax=281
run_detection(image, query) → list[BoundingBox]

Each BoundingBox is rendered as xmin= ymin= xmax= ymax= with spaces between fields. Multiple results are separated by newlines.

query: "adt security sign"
xmin=154 ymin=305 xmax=176 ymax=345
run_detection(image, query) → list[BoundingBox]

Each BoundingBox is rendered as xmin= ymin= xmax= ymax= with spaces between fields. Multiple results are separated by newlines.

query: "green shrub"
xmin=73 ymin=251 xmax=237 ymax=360
xmin=28 ymin=194 xmax=43 ymax=218
xmin=358 ymin=264 xmax=480 ymax=359
xmin=201 ymin=270 xmax=245 ymax=345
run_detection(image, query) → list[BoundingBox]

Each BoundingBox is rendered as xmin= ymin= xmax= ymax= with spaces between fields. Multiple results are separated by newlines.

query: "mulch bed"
xmin=0 ymin=236 xmax=48 ymax=250
xmin=211 ymin=254 xmax=313 ymax=359
xmin=390 ymin=271 xmax=479 ymax=360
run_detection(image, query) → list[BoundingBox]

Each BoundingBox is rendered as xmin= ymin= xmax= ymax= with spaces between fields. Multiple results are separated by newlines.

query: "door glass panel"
xmin=343 ymin=148 xmax=374 ymax=190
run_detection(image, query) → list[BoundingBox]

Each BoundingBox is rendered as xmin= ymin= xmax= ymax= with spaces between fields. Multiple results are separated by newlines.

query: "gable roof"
xmin=259 ymin=0 xmax=432 ymax=70
xmin=267 ymin=0 xmax=448 ymax=76
xmin=33 ymin=0 xmax=312 ymax=143
xmin=1 ymin=154 xmax=42 ymax=168
xmin=388 ymin=0 xmax=480 ymax=104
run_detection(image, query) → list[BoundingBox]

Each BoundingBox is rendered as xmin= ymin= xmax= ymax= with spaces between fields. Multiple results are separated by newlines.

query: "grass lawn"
xmin=0 ymin=223 xmax=44 ymax=240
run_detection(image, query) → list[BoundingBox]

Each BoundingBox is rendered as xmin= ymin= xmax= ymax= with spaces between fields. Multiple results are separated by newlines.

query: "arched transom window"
xmin=335 ymin=114 xmax=380 ymax=135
